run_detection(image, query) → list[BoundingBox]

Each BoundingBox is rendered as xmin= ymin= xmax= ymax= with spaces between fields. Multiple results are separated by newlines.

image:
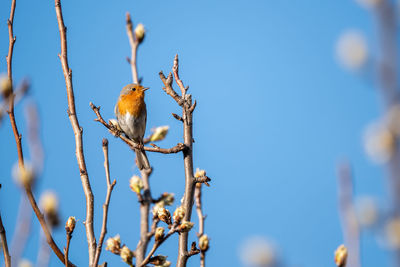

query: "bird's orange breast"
xmin=117 ymin=93 xmax=145 ymax=117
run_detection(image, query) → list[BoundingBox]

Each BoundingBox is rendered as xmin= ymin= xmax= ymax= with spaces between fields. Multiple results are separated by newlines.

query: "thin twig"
xmin=136 ymin=167 xmax=153 ymax=264
xmin=55 ymin=0 xmax=96 ymax=265
xmin=126 ymin=13 xmax=139 ymax=84
xmin=93 ymin=139 xmax=117 ymax=267
xmin=64 ymin=232 xmax=72 ymax=267
xmin=0 ymin=187 xmax=11 ymax=267
xmin=90 ymin=103 xmax=186 ymax=154
xmin=195 ymin=184 xmax=206 ymax=267
xmin=337 ymin=162 xmax=360 ymax=267
xmin=6 ymin=0 xmax=16 ymax=85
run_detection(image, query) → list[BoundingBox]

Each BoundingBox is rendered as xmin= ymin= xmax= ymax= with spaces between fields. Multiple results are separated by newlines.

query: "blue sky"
xmin=0 ymin=0 xmax=392 ymax=266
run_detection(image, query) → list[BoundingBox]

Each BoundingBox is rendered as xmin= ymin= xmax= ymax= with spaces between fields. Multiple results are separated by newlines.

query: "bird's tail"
xmin=135 ymin=148 xmax=150 ymax=170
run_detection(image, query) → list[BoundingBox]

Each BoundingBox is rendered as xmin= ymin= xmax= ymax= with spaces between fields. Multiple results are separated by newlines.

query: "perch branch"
xmin=55 ymin=0 xmax=96 ymax=265
xmin=93 ymin=139 xmax=117 ymax=267
xmin=90 ymin=103 xmax=185 ymax=154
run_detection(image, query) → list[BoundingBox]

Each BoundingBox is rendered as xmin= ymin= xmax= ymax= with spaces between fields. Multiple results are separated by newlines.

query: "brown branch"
xmin=195 ymin=184 xmax=206 ymax=267
xmin=6 ymin=0 xmax=16 ymax=84
xmin=5 ymin=0 xmax=73 ymax=266
xmin=55 ymin=0 xmax=96 ymax=265
xmin=136 ymin=167 xmax=153 ymax=264
xmin=160 ymin=55 xmax=197 ymax=267
xmin=90 ymin=103 xmax=186 ymax=154
xmin=0 ymin=187 xmax=11 ymax=267
xmin=64 ymin=232 xmax=72 ymax=267
xmin=159 ymin=72 xmax=183 ymax=105
xmin=337 ymin=162 xmax=360 ymax=267
xmin=93 ymin=139 xmax=117 ymax=267
xmin=126 ymin=13 xmax=139 ymax=84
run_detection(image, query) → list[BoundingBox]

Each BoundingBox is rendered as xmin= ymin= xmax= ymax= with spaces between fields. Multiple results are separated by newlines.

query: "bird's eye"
xmin=131 ymin=88 xmax=136 ymax=91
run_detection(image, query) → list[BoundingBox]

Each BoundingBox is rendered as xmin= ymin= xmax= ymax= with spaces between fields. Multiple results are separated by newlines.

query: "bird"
xmin=115 ymin=83 xmax=150 ymax=170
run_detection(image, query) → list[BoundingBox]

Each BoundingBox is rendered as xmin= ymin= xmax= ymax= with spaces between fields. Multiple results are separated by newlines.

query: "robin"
xmin=115 ymin=83 xmax=150 ymax=170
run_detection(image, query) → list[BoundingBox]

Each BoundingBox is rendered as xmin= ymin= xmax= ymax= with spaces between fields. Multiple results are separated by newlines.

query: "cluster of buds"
xmin=155 ymin=227 xmax=165 ymax=242
xmin=334 ymin=244 xmax=348 ymax=267
xmin=173 ymin=206 xmax=185 ymax=224
xmin=65 ymin=216 xmax=76 ymax=234
xmin=134 ymin=23 xmax=145 ymax=44
xmin=39 ymin=191 xmax=60 ymax=227
xmin=106 ymin=234 xmax=121 ymax=254
xmin=178 ymin=221 xmax=194 ymax=232
xmin=0 ymin=74 xmax=12 ymax=99
xmin=129 ymin=175 xmax=144 ymax=194
xmin=157 ymin=207 xmax=172 ymax=225
xmin=199 ymin=234 xmax=209 ymax=251
xmin=120 ymin=245 xmax=134 ymax=265
xmin=150 ymin=126 xmax=169 ymax=142
xmin=149 ymin=255 xmax=170 ymax=267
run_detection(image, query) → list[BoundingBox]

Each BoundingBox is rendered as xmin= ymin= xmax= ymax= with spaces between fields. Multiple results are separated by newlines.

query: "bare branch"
xmin=93 ymin=139 xmax=117 ymax=267
xmin=4 ymin=0 xmax=73 ymax=265
xmin=195 ymin=184 xmax=206 ymax=267
xmin=160 ymin=55 xmax=197 ymax=267
xmin=136 ymin=167 xmax=153 ymax=264
xmin=6 ymin=0 xmax=16 ymax=85
xmin=90 ymin=103 xmax=186 ymax=154
xmin=55 ymin=0 xmax=96 ymax=264
xmin=126 ymin=13 xmax=139 ymax=84
xmin=64 ymin=232 xmax=72 ymax=267
xmin=0 ymin=186 xmax=11 ymax=267
xmin=159 ymin=71 xmax=183 ymax=105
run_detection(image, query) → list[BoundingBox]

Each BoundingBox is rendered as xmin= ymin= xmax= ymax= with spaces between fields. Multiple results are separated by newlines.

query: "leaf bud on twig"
xmin=134 ymin=23 xmax=145 ymax=43
xmin=120 ymin=245 xmax=134 ymax=265
xmin=173 ymin=206 xmax=185 ymax=224
xmin=178 ymin=221 xmax=194 ymax=232
xmin=149 ymin=255 xmax=167 ymax=265
xmin=129 ymin=175 xmax=143 ymax=194
xmin=155 ymin=227 xmax=165 ymax=242
xmin=0 ymin=74 xmax=12 ymax=99
xmin=157 ymin=207 xmax=172 ymax=225
xmin=39 ymin=191 xmax=60 ymax=227
xmin=199 ymin=234 xmax=209 ymax=251
xmin=150 ymin=126 xmax=169 ymax=142
xmin=334 ymin=244 xmax=347 ymax=267
xmin=105 ymin=234 xmax=121 ymax=254
xmin=65 ymin=216 xmax=76 ymax=234
xmin=12 ymin=162 xmax=35 ymax=187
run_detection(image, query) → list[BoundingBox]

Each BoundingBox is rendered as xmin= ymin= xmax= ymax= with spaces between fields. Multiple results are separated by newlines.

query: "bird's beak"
xmin=142 ymin=87 xmax=149 ymax=91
